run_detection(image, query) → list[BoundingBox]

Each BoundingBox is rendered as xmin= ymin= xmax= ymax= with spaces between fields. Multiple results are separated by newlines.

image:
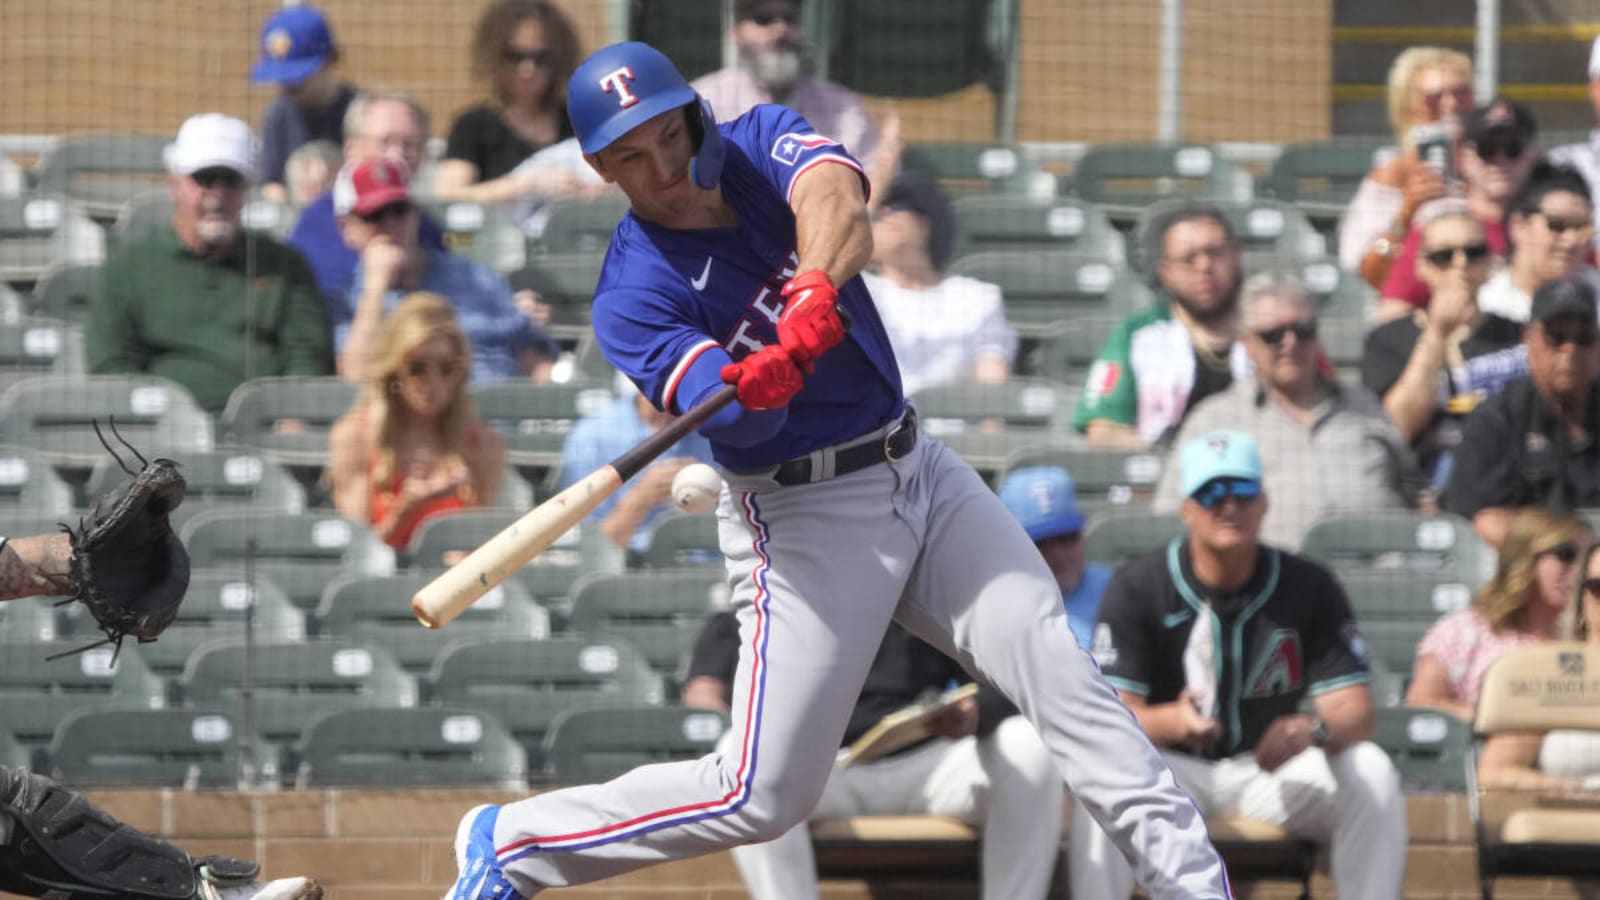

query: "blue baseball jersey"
xmin=590 ymin=104 xmax=904 ymax=471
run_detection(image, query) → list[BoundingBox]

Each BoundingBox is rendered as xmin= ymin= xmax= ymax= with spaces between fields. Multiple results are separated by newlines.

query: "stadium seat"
xmin=421 ymin=200 xmax=526 ymax=273
xmin=84 ymin=447 xmax=304 ymax=530
xmin=469 ymin=380 xmax=614 ymax=476
xmin=179 ymin=510 xmax=396 ymax=611
xmin=1373 ymin=705 xmax=1470 ymax=793
xmin=952 ymin=195 xmax=1124 ymax=261
xmin=0 ymin=597 xmax=63 ymax=644
xmin=0 ymin=444 xmax=75 ymax=514
xmin=0 ymin=374 xmax=212 ymax=471
xmin=28 ymin=262 xmax=99 ymax=324
xmin=314 ymin=573 xmax=549 ymax=674
xmin=405 ymin=508 xmax=599 ymax=617
xmin=48 ymin=707 xmax=241 ymax=789
xmin=119 ymin=571 xmax=304 ymax=680
xmin=507 ymin=253 xmax=606 ymax=340
xmin=828 ymin=0 xmax=993 ymax=100
xmin=1136 ymin=198 xmax=1327 ymax=273
xmin=911 ymin=378 xmax=1077 ymax=477
xmin=428 ymin=635 xmax=662 ymax=771
xmin=0 ymin=154 xmax=24 ymax=199
xmin=0 ymin=645 xmax=165 ymax=768
xmin=1300 ymin=510 xmax=1493 ymax=582
xmin=1083 ymin=509 xmax=1185 ymax=567
xmin=112 ymin=192 xmax=297 ymax=248
xmin=528 ymin=194 xmax=631 ymax=255
xmin=0 ymin=318 xmax=86 ymax=393
xmin=294 ymin=706 xmax=527 ymax=790
xmin=566 ymin=571 xmax=730 ymax=684
xmin=898 ymin=143 xmax=1053 ymax=198
xmin=1260 ymin=138 xmax=1395 ymax=222
xmin=945 ymin=251 xmax=1125 ymax=337
xmin=31 ymin=133 xmax=173 ymax=221
xmin=0 ymin=194 xmax=105 ymax=284
xmin=1470 ymin=642 xmax=1600 ymax=897
xmin=999 ymin=442 xmax=1164 ymax=518
xmin=217 ymin=376 xmax=359 ymax=469
xmin=0 ymin=731 xmax=31 ymax=771
xmin=639 ymin=512 xmax=721 ymax=569
xmin=1066 ymin=143 xmax=1254 ymax=220
xmin=542 ymin=704 xmax=727 ymax=782
xmin=1334 ymin=568 xmax=1476 ymax=677
xmin=0 ymin=284 xmax=25 ymax=323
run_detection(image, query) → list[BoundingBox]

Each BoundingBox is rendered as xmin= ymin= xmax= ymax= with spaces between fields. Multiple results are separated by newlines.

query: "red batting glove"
xmin=720 ymin=345 xmax=805 ymax=410
xmin=777 ymin=269 xmax=846 ymax=371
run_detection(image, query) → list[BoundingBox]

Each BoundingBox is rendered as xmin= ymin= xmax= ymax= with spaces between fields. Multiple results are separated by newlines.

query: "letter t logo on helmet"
xmin=598 ymin=66 xmax=639 ymax=108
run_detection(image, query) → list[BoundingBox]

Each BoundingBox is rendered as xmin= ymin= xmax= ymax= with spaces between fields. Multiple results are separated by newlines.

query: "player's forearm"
xmin=791 ymin=169 xmax=873 ymax=285
xmin=0 ymin=533 xmax=71 ymax=602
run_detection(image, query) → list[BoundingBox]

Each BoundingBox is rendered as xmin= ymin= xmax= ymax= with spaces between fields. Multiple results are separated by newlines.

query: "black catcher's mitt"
xmin=59 ymin=421 xmax=190 ymax=655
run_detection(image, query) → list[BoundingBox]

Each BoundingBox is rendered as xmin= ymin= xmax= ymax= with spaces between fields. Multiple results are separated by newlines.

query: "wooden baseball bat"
xmin=412 ymin=383 xmax=739 ymax=629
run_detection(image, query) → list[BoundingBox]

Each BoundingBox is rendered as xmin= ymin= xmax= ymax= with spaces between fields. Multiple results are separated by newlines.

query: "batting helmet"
xmin=567 ymin=42 xmax=725 ymax=190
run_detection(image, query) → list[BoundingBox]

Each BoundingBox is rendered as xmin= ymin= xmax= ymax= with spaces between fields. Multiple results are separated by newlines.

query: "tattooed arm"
xmin=0 ymin=534 xmax=72 ymax=602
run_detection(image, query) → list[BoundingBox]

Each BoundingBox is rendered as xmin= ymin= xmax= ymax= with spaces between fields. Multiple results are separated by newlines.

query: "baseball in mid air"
xmin=672 ymin=463 xmax=722 ymax=514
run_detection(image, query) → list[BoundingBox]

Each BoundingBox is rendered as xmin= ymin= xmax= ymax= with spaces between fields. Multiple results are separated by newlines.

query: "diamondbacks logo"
xmin=1242 ymin=629 xmax=1303 ymax=698
xmin=598 ymin=66 xmax=639 ymax=108
xmin=771 ymin=132 xmax=838 ymax=166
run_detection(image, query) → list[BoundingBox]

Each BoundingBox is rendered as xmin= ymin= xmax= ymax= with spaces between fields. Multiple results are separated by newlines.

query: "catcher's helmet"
xmin=567 ymin=41 xmax=725 ymax=190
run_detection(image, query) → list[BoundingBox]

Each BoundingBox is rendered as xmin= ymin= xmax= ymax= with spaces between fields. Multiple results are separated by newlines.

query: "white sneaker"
xmin=199 ymin=875 xmax=323 ymax=900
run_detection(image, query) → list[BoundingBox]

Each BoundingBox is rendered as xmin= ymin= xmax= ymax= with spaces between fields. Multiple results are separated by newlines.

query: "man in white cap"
xmin=1549 ymin=36 xmax=1600 ymax=206
xmin=86 ymin=113 xmax=333 ymax=412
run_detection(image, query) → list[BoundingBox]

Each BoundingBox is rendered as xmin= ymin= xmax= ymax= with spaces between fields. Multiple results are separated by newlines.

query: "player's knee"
xmin=728 ymin=792 xmax=815 ymax=844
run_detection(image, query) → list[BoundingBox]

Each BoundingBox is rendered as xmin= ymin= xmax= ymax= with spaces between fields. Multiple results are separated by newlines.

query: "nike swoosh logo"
xmin=690 ymin=257 xmax=712 ymax=291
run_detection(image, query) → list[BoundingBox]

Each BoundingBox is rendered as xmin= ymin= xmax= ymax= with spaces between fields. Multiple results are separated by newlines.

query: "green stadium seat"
xmin=314 ymin=573 xmax=549 ymax=674
xmin=566 ymin=571 xmax=730 ymax=685
xmin=84 ymin=447 xmax=304 ymax=530
xmin=179 ymin=510 xmax=396 ymax=611
xmin=542 ymin=704 xmax=728 ymax=782
xmin=28 ymin=262 xmax=99 ymax=324
xmin=0 ymin=194 xmax=105 ymax=284
xmin=1300 ymin=510 xmax=1492 ymax=582
xmin=0 ymin=444 xmax=74 ymax=514
xmin=1261 ymin=138 xmax=1395 ymax=221
xmin=0 ymin=319 xmax=86 ymax=394
xmin=404 ymin=508 xmax=602 ymax=621
xmin=470 ymin=380 xmax=614 ymax=477
xmin=218 ymin=376 xmax=360 ymax=469
xmin=1373 ymin=705 xmax=1470 ymax=792
xmin=31 ymin=133 xmax=172 ymax=221
xmin=428 ymin=635 xmax=663 ymax=772
xmin=48 ymin=707 xmax=242 ymax=789
xmin=508 ymin=253 xmax=606 ymax=340
xmin=421 ymin=200 xmax=526 ymax=274
xmin=1137 ymin=198 xmax=1327 ymax=272
xmin=0 ymin=644 xmax=165 ymax=768
xmin=640 ymin=512 xmax=721 ymax=570
xmin=899 ymin=143 xmax=1053 ymax=198
xmin=828 ymin=0 xmax=993 ymax=100
xmin=294 ymin=706 xmax=526 ymax=790
xmin=946 ymin=251 xmax=1128 ymax=340
xmin=911 ymin=378 xmax=1077 ymax=477
xmin=1067 ymin=143 xmax=1254 ymax=221
xmin=999 ymin=442 xmax=1164 ymax=518
xmin=1083 ymin=509 xmax=1185 ymax=568
xmin=628 ymin=0 xmax=722 ymax=82
xmin=528 ymin=195 xmax=631 ymax=255
xmin=120 ymin=571 xmax=303 ymax=680
xmin=0 ymin=597 xmax=63 ymax=644
xmin=1333 ymin=568 xmax=1474 ymax=678
xmin=113 ymin=192 xmax=297 ymax=247
xmin=0 ymin=375 xmax=212 ymax=471
xmin=952 ymin=195 xmax=1125 ymax=261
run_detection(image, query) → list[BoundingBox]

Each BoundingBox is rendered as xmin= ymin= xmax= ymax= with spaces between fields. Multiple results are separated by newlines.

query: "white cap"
xmin=1589 ymin=35 xmax=1600 ymax=79
xmin=165 ymin=113 xmax=256 ymax=180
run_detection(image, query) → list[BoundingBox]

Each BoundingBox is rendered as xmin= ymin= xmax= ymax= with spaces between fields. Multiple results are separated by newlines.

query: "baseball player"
xmin=447 ymin=41 xmax=1230 ymax=899
xmin=1071 ymin=430 xmax=1407 ymax=900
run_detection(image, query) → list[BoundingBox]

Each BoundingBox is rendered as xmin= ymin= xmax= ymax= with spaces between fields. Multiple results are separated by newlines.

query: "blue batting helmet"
xmin=567 ymin=42 xmax=726 ymax=190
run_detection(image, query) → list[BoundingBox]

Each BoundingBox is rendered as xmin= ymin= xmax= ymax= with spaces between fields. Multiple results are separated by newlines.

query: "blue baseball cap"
xmin=251 ymin=5 xmax=336 ymax=86
xmin=1178 ymin=430 xmax=1264 ymax=499
xmin=999 ymin=466 xmax=1087 ymax=542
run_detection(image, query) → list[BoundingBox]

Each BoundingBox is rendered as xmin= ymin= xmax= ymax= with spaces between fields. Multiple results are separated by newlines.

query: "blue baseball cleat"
xmin=448 ymin=804 xmax=524 ymax=900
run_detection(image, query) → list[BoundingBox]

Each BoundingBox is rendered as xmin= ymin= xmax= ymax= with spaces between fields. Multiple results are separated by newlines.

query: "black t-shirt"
xmin=1360 ymin=314 xmax=1526 ymax=481
xmin=1154 ymin=348 xmax=1233 ymax=448
xmin=684 ymin=612 xmax=1016 ymax=754
xmin=1092 ymin=539 xmax=1369 ymax=760
xmin=444 ymin=103 xmax=575 ymax=181
xmin=1441 ymin=374 xmax=1600 ymax=518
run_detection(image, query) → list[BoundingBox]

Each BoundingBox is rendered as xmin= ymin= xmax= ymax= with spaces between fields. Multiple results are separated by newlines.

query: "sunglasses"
xmin=502 ymin=48 xmax=554 ymax=67
xmin=1191 ymin=478 xmax=1262 ymax=511
xmin=359 ymin=202 xmax=414 ymax=224
xmin=1422 ymin=85 xmax=1473 ymax=110
xmin=1254 ymin=321 xmax=1318 ymax=346
xmin=1422 ymin=242 xmax=1491 ymax=268
xmin=1540 ymin=321 xmax=1600 ymax=348
xmin=1583 ymin=577 xmax=1600 ymax=597
xmin=403 ymin=357 xmax=462 ymax=379
xmin=1537 ymin=211 xmax=1595 ymax=236
xmin=191 ymin=167 xmax=245 ymax=190
xmin=750 ymin=12 xmax=798 ymax=25
xmin=1474 ymin=137 xmax=1527 ymax=162
xmin=1541 ymin=542 xmax=1581 ymax=565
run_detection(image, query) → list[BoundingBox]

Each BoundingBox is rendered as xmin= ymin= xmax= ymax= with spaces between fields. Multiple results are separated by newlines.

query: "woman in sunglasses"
xmin=1476 ymin=537 xmax=1600 ymax=799
xmin=1406 ymin=508 xmax=1589 ymax=721
xmin=1341 ymin=46 xmax=1473 ymax=288
xmin=328 ymin=292 xmax=506 ymax=550
xmin=1476 ymin=161 xmax=1599 ymax=323
xmin=433 ymin=0 xmax=585 ymax=204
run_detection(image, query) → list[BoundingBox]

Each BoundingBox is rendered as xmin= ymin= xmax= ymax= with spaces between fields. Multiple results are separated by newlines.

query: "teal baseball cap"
xmin=998 ymin=466 xmax=1086 ymax=541
xmin=1178 ymin=430 xmax=1263 ymax=498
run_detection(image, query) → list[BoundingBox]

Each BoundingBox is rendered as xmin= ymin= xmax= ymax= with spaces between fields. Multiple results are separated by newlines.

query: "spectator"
xmin=1361 ymin=206 xmax=1526 ymax=491
xmin=1154 ymin=272 xmax=1420 ymax=548
xmin=332 ymin=158 xmax=558 ymax=384
xmin=691 ymin=0 xmax=898 ymax=184
xmin=1476 ymin=538 xmax=1600 ymax=795
xmin=1341 ymin=47 xmax=1472 ymax=286
xmin=1443 ymin=276 xmax=1600 ymax=547
xmin=328 ymin=292 xmax=506 ymax=551
xmin=249 ymin=4 xmax=357 ymax=204
xmin=1072 ymin=202 xmax=1248 ymax=449
xmin=1406 ymin=507 xmax=1588 ymax=722
xmin=1074 ymin=429 xmax=1405 ymax=900
xmin=997 ymin=466 xmax=1110 ymax=651
xmin=554 ymin=381 xmax=716 ymax=561
xmin=433 ymin=0 xmax=584 ymax=205
xmin=681 ymin=616 xmax=1062 ymax=900
xmin=862 ymin=174 xmax=1016 ymax=396
xmin=1477 ymin=162 xmax=1600 ymax=322
xmin=283 ymin=139 xmax=341 ymax=209
xmin=288 ymin=89 xmax=448 ymax=304
xmin=1377 ymin=98 xmax=1541 ymax=321
xmin=87 ymin=113 xmax=331 ymax=413
xmin=1549 ymin=35 xmax=1600 ymax=205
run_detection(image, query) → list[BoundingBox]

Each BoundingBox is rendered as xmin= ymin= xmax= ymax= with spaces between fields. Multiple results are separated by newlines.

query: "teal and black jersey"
xmin=1091 ymin=538 xmax=1369 ymax=760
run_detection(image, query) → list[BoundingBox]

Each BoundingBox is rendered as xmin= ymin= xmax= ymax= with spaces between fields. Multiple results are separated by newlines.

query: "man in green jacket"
xmin=87 ymin=113 xmax=332 ymax=412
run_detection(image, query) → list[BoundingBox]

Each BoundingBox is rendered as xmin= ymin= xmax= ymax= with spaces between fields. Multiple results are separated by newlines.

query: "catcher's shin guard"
xmin=0 ymin=765 xmax=197 ymax=898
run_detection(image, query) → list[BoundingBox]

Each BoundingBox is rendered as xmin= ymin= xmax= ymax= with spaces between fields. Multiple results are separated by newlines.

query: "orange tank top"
xmin=363 ymin=409 xmax=480 ymax=549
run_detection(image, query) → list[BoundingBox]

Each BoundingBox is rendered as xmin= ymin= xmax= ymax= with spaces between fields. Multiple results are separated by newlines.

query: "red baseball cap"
xmin=333 ymin=158 xmax=412 ymax=217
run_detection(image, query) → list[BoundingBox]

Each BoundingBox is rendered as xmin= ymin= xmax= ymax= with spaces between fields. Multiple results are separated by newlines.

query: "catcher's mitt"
xmin=57 ymin=421 xmax=190 ymax=656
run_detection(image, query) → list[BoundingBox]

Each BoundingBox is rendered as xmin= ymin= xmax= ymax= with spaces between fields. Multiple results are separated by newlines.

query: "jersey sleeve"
xmin=1072 ymin=317 xmax=1139 ymax=431
xmin=1301 ymin=562 xmax=1372 ymax=695
xmin=1092 ymin=566 xmax=1156 ymax=697
xmin=729 ymin=105 xmax=868 ymax=207
xmin=591 ymin=281 xmax=734 ymax=416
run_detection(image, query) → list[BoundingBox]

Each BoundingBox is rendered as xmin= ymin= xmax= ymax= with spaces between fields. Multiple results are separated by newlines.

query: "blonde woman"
xmin=1406 ymin=508 xmax=1588 ymax=720
xmin=328 ymin=292 xmax=505 ymax=549
xmin=1340 ymin=47 xmax=1474 ymax=287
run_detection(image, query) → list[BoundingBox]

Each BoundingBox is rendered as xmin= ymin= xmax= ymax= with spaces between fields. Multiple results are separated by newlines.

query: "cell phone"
xmin=1410 ymin=123 xmax=1456 ymax=181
